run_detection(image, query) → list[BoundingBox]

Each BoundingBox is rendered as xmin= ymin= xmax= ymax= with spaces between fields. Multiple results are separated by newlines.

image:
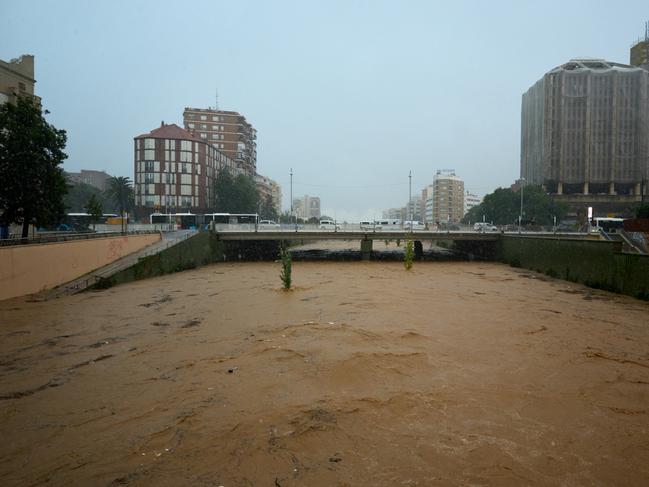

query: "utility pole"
xmin=290 ymin=168 xmax=295 ymax=230
xmin=408 ymin=170 xmax=412 ymax=227
xmin=519 ymin=177 xmax=526 ymax=233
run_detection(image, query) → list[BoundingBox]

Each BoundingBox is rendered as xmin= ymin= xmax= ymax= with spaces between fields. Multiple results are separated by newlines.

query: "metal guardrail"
xmin=0 ymin=230 xmax=161 ymax=247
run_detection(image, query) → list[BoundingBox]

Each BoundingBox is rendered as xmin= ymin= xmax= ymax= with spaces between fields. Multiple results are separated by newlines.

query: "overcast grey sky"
xmin=1 ymin=0 xmax=646 ymax=221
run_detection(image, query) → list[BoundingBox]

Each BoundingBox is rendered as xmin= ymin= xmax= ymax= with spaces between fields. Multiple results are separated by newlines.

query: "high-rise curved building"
xmin=521 ymin=58 xmax=649 ymax=215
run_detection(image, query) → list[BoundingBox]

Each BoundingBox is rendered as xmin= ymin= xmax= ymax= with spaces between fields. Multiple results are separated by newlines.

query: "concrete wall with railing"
xmin=0 ymin=233 xmax=161 ymax=300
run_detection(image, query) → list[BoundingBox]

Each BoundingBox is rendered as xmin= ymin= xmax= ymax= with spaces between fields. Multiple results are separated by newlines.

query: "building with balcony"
xmin=255 ymin=174 xmax=282 ymax=215
xmin=183 ymin=107 xmax=257 ymax=176
xmin=431 ymin=170 xmax=465 ymax=223
xmin=0 ymin=54 xmax=40 ymax=106
xmin=133 ymin=123 xmax=236 ymax=219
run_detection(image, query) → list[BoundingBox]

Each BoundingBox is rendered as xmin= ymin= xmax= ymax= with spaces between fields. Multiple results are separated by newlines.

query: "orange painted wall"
xmin=0 ymin=233 xmax=161 ymax=300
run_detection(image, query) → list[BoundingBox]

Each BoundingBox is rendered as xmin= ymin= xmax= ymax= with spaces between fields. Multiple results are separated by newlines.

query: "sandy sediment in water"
xmin=1 ymin=261 xmax=648 ymax=486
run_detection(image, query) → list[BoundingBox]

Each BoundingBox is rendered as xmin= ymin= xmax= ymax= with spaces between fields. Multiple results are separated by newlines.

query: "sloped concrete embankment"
xmin=496 ymin=236 xmax=649 ymax=300
xmin=96 ymin=233 xmax=283 ymax=289
xmin=0 ymin=233 xmax=161 ymax=300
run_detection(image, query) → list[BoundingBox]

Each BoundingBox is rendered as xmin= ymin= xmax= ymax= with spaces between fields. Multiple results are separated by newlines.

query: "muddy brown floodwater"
xmin=1 ymin=261 xmax=649 ymax=486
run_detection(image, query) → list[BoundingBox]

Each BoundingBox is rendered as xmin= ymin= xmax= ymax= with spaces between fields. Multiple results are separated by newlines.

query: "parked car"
xmin=319 ymin=220 xmax=340 ymax=231
xmin=403 ymin=220 xmax=425 ymax=231
xmin=474 ymin=222 xmax=498 ymax=232
xmin=258 ymin=220 xmax=280 ymax=229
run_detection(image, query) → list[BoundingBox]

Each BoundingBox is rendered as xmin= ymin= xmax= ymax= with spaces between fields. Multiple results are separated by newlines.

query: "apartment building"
xmin=133 ymin=123 xmax=236 ymax=219
xmin=183 ymin=107 xmax=257 ymax=176
xmin=66 ymin=170 xmax=111 ymax=191
xmin=255 ymin=174 xmax=282 ymax=214
xmin=0 ymin=54 xmax=40 ymax=106
xmin=464 ymin=191 xmax=482 ymax=216
xmin=431 ymin=170 xmax=465 ymax=223
xmin=292 ymin=195 xmax=321 ymax=220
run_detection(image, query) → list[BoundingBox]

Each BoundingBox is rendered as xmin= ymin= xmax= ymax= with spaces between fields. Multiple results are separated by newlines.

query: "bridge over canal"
xmin=212 ymin=229 xmax=589 ymax=260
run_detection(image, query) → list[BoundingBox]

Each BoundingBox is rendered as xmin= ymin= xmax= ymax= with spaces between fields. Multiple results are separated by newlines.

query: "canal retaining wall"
xmin=0 ymin=233 xmax=161 ymax=300
xmin=496 ymin=236 xmax=649 ymax=300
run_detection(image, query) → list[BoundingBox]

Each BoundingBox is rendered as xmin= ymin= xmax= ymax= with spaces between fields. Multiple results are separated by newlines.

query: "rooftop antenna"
xmin=645 ymin=20 xmax=648 ymax=41
xmin=215 ymin=88 xmax=219 ymax=110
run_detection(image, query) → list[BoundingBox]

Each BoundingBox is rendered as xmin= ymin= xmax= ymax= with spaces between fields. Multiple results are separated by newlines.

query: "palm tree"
xmin=106 ymin=176 xmax=134 ymax=233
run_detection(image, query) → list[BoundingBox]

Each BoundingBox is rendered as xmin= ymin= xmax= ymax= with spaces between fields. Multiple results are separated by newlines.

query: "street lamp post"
xmin=408 ymin=170 xmax=412 ymax=230
xmin=518 ymin=177 xmax=526 ymax=233
xmin=290 ymin=168 xmax=296 ymax=231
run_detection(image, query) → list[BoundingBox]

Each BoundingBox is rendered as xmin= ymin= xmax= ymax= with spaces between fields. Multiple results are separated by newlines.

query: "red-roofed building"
xmin=133 ymin=122 xmax=236 ymax=219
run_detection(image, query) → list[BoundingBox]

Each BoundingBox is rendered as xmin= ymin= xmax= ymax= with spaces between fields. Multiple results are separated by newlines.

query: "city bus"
xmin=592 ymin=217 xmax=625 ymax=233
xmin=149 ymin=212 xmax=259 ymax=230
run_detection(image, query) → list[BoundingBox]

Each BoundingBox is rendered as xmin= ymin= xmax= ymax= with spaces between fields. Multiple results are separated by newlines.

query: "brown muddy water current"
xmin=1 ymin=261 xmax=649 ymax=486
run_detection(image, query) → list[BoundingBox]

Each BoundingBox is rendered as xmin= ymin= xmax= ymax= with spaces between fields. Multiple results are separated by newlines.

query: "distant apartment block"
xmin=405 ymin=196 xmax=423 ymax=222
xmin=382 ymin=207 xmax=405 ymax=220
xmin=66 ymin=170 xmax=111 ymax=191
xmin=464 ymin=191 xmax=482 ymax=216
xmin=292 ymin=195 xmax=321 ymax=220
xmin=255 ymin=174 xmax=282 ymax=214
xmin=431 ymin=170 xmax=465 ymax=223
xmin=133 ymin=123 xmax=236 ymax=219
xmin=422 ymin=184 xmax=435 ymax=224
xmin=0 ymin=54 xmax=40 ymax=106
xmin=183 ymin=107 xmax=257 ymax=176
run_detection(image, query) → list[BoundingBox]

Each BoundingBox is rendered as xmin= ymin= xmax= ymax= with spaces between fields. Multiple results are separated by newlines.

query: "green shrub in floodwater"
xmin=404 ymin=240 xmax=414 ymax=270
xmin=280 ymin=247 xmax=292 ymax=290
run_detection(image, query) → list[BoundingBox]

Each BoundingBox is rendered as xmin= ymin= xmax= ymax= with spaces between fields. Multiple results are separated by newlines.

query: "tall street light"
xmin=518 ymin=177 xmax=526 ymax=233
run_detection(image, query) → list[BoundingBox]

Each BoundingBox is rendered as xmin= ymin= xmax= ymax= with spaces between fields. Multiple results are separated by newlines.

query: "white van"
xmin=319 ymin=220 xmax=340 ymax=231
xmin=360 ymin=220 xmax=375 ymax=231
xmin=403 ymin=220 xmax=425 ymax=231
xmin=374 ymin=219 xmax=400 ymax=231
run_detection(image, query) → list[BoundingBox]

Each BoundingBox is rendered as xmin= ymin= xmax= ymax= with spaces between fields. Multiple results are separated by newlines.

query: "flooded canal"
xmin=1 ymin=261 xmax=648 ymax=486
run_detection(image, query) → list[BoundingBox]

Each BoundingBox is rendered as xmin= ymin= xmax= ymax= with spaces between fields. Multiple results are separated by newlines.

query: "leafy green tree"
xmin=0 ymin=97 xmax=68 ymax=237
xmin=85 ymin=193 xmax=103 ymax=230
xmin=106 ymin=176 xmax=134 ymax=232
xmin=64 ymin=181 xmax=113 ymax=213
xmin=260 ymin=194 xmax=279 ymax=221
xmin=279 ymin=247 xmax=292 ymax=290
xmin=213 ymin=168 xmax=259 ymax=213
xmin=635 ymin=204 xmax=649 ymax=219
xmin=462 ymin=185 xmax=566 ymax=226
xmin=404 ymin=240 xmax=414 ymax=270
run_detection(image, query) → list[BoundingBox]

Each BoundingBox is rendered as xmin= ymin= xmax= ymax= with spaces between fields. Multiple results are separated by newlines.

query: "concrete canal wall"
xmin=0 ymin=233 xmax=161 ymax=300
xmin=496 ymin=236 xmax=649 ymax=300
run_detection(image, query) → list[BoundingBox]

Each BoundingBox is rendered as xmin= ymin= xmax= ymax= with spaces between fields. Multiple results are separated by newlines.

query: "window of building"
xmin=212 ymin=115 xmax=219 ymax=121
xmin=200 ymin=133 xmax=207 ymax=139
xmin=200 ymin=124 xmax=207 ymax=129
xmin=145 ymin=161 xmax=154 ymax=172
xmin=200 ymin=115 xmax=207 ymax=121
xmin=188 ymin=123 xmax=194 ymax=129
xmin=144 ymin=138 xmax=155 ymax=149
